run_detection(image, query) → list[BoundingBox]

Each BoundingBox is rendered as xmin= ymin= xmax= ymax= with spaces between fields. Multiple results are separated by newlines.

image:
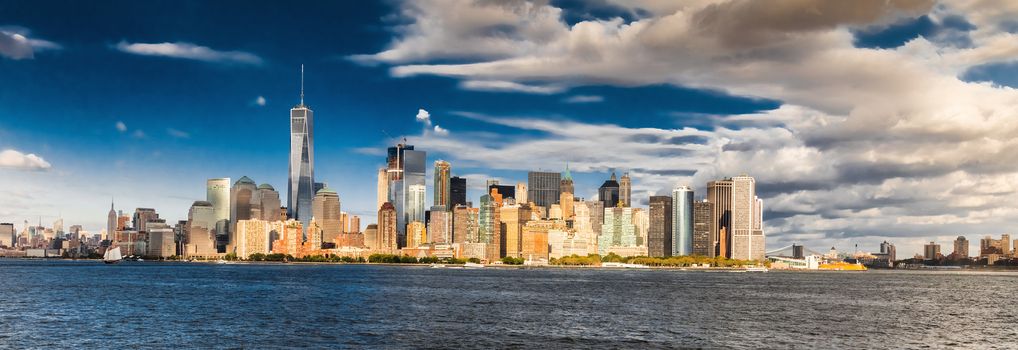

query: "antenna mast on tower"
xmin=300 ymin=64 xmax=305 ymax=106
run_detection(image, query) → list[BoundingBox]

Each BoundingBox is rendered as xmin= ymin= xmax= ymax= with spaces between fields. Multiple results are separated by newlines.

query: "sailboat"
xmin=103 ymin=245 xmax=123 ymax=264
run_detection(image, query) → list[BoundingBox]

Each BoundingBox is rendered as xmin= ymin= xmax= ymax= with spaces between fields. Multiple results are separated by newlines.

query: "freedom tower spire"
xmin=288 ymin=64 xmax=315 ymax=229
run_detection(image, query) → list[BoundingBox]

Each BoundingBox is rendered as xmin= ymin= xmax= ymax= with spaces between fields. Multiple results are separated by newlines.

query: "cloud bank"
xmin=0 ymin=149 xmax=51 ymax=171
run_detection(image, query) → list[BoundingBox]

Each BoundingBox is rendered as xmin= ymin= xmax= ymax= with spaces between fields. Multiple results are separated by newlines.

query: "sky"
xmin=3 ymin=0 xmax=1018 ymax=256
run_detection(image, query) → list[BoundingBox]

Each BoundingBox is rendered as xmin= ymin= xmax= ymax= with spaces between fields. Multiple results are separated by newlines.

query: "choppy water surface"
xmin=1 ymin=260 xmax=1016 ymax=349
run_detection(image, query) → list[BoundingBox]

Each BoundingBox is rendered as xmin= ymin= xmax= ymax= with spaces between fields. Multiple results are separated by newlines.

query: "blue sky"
xmin=3 ymin=0 xmax=1018 ymax=255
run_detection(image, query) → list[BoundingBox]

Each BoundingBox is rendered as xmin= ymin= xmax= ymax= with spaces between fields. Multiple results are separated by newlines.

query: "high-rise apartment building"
xmin=528 ymin=171 xmax=561 ymax=213
xmin=452 ymin=205 xmax=478 ymax=244
xmin=707 ymin=179 xmax=732 ymax=257
xmin=428 ymin=206 xmax=451 ymax=244
xmin=450 ymin=176 xmax=467 ymax=208
xmin=288 ymin=68 xmax=315 ymax=229
xmin=648 ymin=196 xmax=672 ymax=257
xmin=377 ymin=202 xmax=398 ymax=252
xmin=924 ymin=241 xmax=941 ymax=260
xmin=236 ymin=219 xmax=278 ymax=258
xmin=671 ymin=186 xmax=693 ymax=256
xmin=953 ymin=236 xmax=969 ymax=258
xmin=433 ymin=160 xmax=451 ymax=209
xmin=692 ymin=200 xmax=714 ymax=256
xmin=598 ymin=172 xmax=621 ymax=209
xmin=731 ymin=175 xmax=764 ymax=261
xmin=499 ymin=204 xmax=531 ymax=258
xmin=620 ymin=172 xmax=632 ymax=207
xmin=312 ymin=188 xmax=341 ymax=242
xmin=376 ymin=168 xmax=388 ymax=211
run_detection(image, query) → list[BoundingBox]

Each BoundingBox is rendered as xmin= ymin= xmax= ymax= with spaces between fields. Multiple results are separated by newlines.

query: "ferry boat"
xmin=818 ymin=261 xmax=868 ymax=271
xmin=429 ymin=263 xmax=447 ymax=268
xmin=464 ymin=262 xmax=484 ymax=269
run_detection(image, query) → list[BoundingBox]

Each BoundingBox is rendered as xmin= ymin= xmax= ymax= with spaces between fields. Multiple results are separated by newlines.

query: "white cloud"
xmin=0 ymin=26 xmax=60 ymax=60
xmin=166 ymin=128 xmax=189 ymax=138
xmin=415 ymin=108 xmax=432 ymax=125
xmin=115 ymin=121 xmax=127 ymax=132
xmin=0 ymin=149 xmax=51 ymax=171
xmin=432 ymin=125 xmax=449 ymax=136
xmin=131 ymin=130 xmax=146 ymax=139
xmin=254 ymin=96 xmax=266 ymax=106
xmin=114 ymin=41 xmax=263 ymax=65
xmin=363 ymin=0 xmax=1018 ymax=255
xmin=563 ymin=95 xmax=604 ymax=103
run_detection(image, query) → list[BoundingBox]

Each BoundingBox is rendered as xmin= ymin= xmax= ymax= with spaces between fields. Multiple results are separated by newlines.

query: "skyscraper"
xmin=452 ymin=204 xmax=478 ymax=244
xmin=386 ymin=142 xmax=426 ymax=248
xmin=516 ymin=182 xmax=528 ymax=204
xmin=953 ymin=236 xmax=969 ymax=258
xmin=692 ymin=200 xmax=714 ymax=257
xmin=478 ymin=194 xmax=498 ymax=245
xmin=257 ymin=184 xmax=281 ymax=222
xmin=707 ymin=179 xmax=732 ymax=258
xmin=487 ymin=182 xmax=515 ymax=202
xmin=107 ymin=200 xmax=117 ymax=241
xmin=450 ymin=176 xmax=467 ymax=208
xmin=428 ymin=205 xmax=451 ymax=244
xmin=376 ymin=168 xmax=388 ymax=211
xmin=133 ymin=208 xmax=158 ymax=232
xmin=378 ymin=202 xmax=397 ymax=252
xmin=560 ymin=164 xmax=574 ymax=195
xmin=924 ymin=241 xmax=941 ymax=260
xmin=648 ymin=196 xmax=672 ymax=257
xmin=528 ymin=171 xmax=561 ymax=213
xmin=312 ymin=187 xmax=341 ymax=242
xmin=731 ymin=175 xmax=764 ymax=261
xmin=408 ymin=184 xmax=426 ymax=235
xmin=185 ymin=201 xmax=217 ymax=257
xmin=0 ymin=223 xmax=14 ymax=248
xmin=599 ymin=206 xmax=638 ymax=256
xmin=499 ymin=204 xmax=531 ymax=258
xmin=433 ymin=160 xmax=451 ymax=209
xmin=598 ymin=172 xmax=621 ymax=209
xmin=672 ymin=185 xmax=693 ymax=256
xmin=207 ymin=178 xmax=231 ymax=223
xmin=288 ymin=66 xmax=315 ymax=229
xmin=230 ymin=176 xmax=258 ymax=243
xmin=620 ymin=172 xmax=632 ymax=207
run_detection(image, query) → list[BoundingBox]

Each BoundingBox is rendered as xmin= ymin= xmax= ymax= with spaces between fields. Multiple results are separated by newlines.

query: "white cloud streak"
xmin=115 ymin=41 xmax=263 ymax=65
xmin=0 ymin=26 xmax=60 ymax=60
xmin=0 ymin=149 xmax=51 ymax=171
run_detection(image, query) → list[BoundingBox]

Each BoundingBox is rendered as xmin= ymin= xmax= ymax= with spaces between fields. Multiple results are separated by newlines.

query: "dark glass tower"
xmin=598 ymin=172 xmax=620 ymax=209
xmin=450 ymin=176 xmax=467 ymax=207
xmin=288 ymin=67 xmax=315 ymax=229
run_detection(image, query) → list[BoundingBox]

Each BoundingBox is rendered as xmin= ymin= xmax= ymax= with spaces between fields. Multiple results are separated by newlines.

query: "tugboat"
xmin=103 ymin=245 xmax=123 ymax=264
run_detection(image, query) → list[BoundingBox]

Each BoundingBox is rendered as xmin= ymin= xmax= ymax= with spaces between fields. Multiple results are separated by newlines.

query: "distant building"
xmin=386 ymin=142 xmax=426 ymax=248
xmin=619 ymin=172 xmax=632 ymax=207
xmin=516 ymin=182 xmax=528 ymax=204
xmin=185 ymin=201 xmax=217 ymax=258
xmin=731 ymin=175 xmax=764 ymax=261
xmin=433 ymin=160 xmax=451 ymax=209
xmin=452 ymin=205 xmax=478 ymax=244
xmin=707 ymin=179 xmax=733 ymax=258
xmin=407 ymin=221 xmax=426 ymax=248
xmin=924 ymin=241 xmax=941 ymax=260
xmin=348 ymin=215 xmax=360 ymax=233
xmin=407 ymin=184 xmax=426 ymax=237
xmin=230 ymin=176 xmax=258 ymax=239
xmin=378 ymin=202 xmax=398 ymax=252
xmin=499 ymin=204 xmax=532 ymax=258
xmin=521 ymin=220 xmax=555 ymax=262
xmin=146 ymin=222 xmax=175 ymax=258
xmin=487 ymin=181 xmax=516 ymax=202
xmin=980 ymin=234 xmax=1011 ymax=257
xmin=648 ymin=196 xmax=672 ymax=257
xmin=528 ymin=171 xmax=561 ymax=213
xmin=599 ymin=206 xmax=640 ymax=256
xmin=478 ymin=194 xmax=499 ymax=245
xmin=692 ymin=200 xmax=714 ymax=257
xmin=671 ymin=186 xmax=693 ymax=256
xmin=0 ymin=223 xmax=14 ymax=248
xmin=560 ymin=192 xmax=575 ymax=219
xmin=376 ymin=168 xmax=388 ymax=212
xmin=288 ymin=87 xmax=315 ymax=229
xmin=132 ymin=208 xmax=159 ymax=233
xmin=312 ymin=187 xmax=341 ymax=242
xmin=598 ymin=172 xmax=620 ymax=209
xmin=450 ymin=176 xmax=467 ymax=208
xmin=560 ymin=164 xmax=574 ymax=195
xmin=257 ymin=184 xmax=282 ymax=222
xmin=428 ymin=206 xmax=451 ymax=244
xmin=207 ymin=178 xmax=231 ymax=224
xmin=107 ymin=200 xmax=117 ymax=241
xmin=953 ymin=236 xmax=969 ymax=259
xmin=363 ymin=224 xmax=379 ymax=251
xmin=236 ymin=219 xmax=276 ymax=258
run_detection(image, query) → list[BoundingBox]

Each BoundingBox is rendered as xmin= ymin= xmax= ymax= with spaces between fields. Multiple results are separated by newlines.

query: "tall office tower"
xmin=349 ymin=216 xmax=360 ymax=233
xmin=428 ymin=206 xmax=451 ymax=244
xmin=648 ymin=196 xmax=673 ymax=257
xmin=0 ymin=223 xmax=14 ymax=248
xmin=707 ymin=178 xmax=733 ymax=258
xmin=560 ymin=164 xmax=574 ymax=195
xmin=364 ymin=224 xmax=379 ymax=250
xmin=407 ymin=221 xmax=426 ymax=247
xmin=386 ymin=142 xmax=426 ymax=248
xmin=433 ymin=160 xmax=451 ymax=209
xmin=378 ymin=202 xmax=398 ymax=251
xmin=312 ymin=188 xmax=341 ymax=242
xmin=521 ymin=220 xmax=553 ymax=262
xmin=879 ymin=241 xmax=897 ymax=261
xmin=953 ymin=236 xmax=969 ymax=258
xmin=230 ymin=176 xmax=258 ymax=239
xmin=671 ymin=185 xmax=694 ymax=256
xmin=528 ymin=171 xmax=561 ymax=213
xmin=257 ymin=184 xmax=281 ymax=222
xmin=452 ymin=205 xmax=478 ymax=244
xmin=450 ymin=176 xmax=467 ymax=207
xmin=599 ymin=206 xmax=638 ymax=256
xmin=487 ymin=182 xmax=515 ymax=202
xmin=560 ymin=192 xmax=575 ymax=219
xmin=598 ymin=172 xmax=620 ymax=209
xmin=408 ymin=184 xmax=426 ymax=232
xmin=288 ymin=66 xmax=315 ymax=229
xmin=339 ymin=212 xmax=348 ymax=234
xmin=633 ymin=208 xmax=648 ymax=246
xmin=731 ymin=175 xmax=764 ymax=261
xmin=478 ymin=194 xmax=498 ymax=244
xmin=185 ymin=201 xmax=217 ymax=257
xmin=1003 ymin=234 xmax=1012 ymax=256
xmin=107 ymin=200 xmax=117 ymax=241
xmin=516 ymin=182 xmax=528 ymax=204
xmin=620 ymin=172 xmax=632 ymax=207
xmin=924 ymin=241 xmax=941 ymax=260
xmin=146 ymin=222 xmax=176 ymax=258
xmin=692 ymin=200 xmax=714 ymax=256
xmin=499 ymin=204 xmax=531 ymax=258
xmin=207 ymin=178 xmax=231 ymax=223
xmin=376 ymin=168 xmax=388 ymax=211
xmin=132 ymin=208 xmax=158 ymax=232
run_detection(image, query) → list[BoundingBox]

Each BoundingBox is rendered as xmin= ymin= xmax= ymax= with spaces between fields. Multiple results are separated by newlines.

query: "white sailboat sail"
xmin=104 ymin=246 xmax=122 ymax=263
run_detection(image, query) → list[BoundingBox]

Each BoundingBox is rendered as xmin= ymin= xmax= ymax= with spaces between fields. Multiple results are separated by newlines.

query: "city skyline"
xmin=4 ymin=1 xmax=1018 ymax=256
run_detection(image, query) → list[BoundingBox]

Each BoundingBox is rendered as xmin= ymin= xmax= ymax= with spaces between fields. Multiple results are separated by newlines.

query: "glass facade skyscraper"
xmin=288 ymin=96 xmax=315 ymax=229
xmin=527 ymin=171 xmax=561 ymax=214
xmin=386 ymin=143 xmax=426 ymax=248
xmin=671 ymin=185 xmax=693 ymax=256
